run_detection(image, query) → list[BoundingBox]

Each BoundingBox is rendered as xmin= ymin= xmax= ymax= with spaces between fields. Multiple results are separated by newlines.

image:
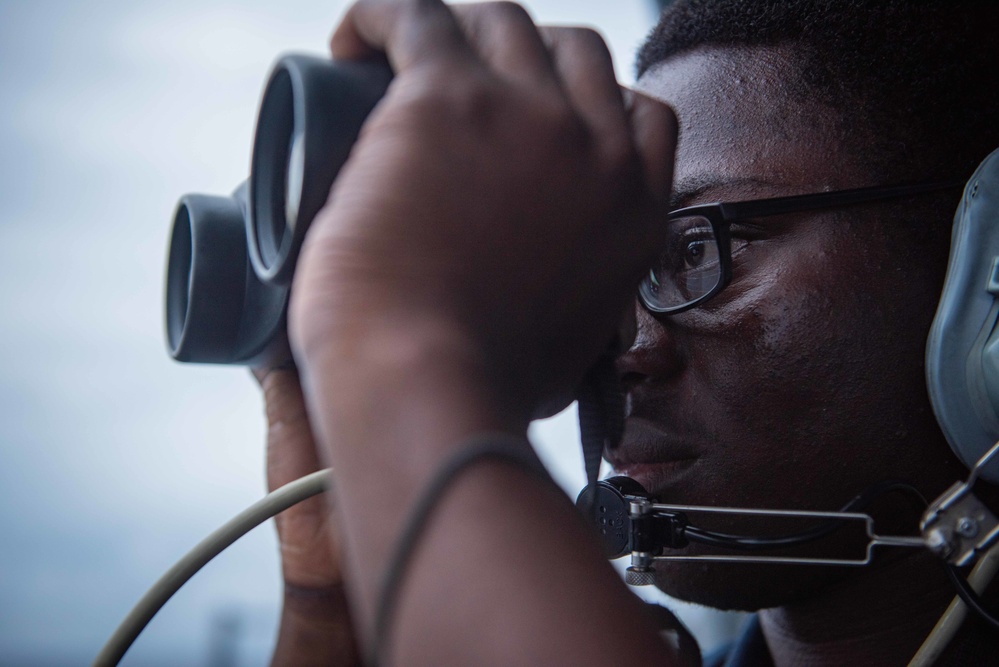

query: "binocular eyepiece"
xmin=165 ymin=54 xmax=393 ymax=366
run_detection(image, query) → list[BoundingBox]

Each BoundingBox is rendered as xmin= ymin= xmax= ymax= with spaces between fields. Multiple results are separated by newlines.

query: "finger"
xmin=626 ymin=90 xmax=677 ymax=210
xmin=540 ymin=26 xmax=629 ymax=155
xmin=449 ymin=2 xmax=559 ymax=89
xmin=330 ymin=0 xmax=474 ymax=73
xmin=261 ymin=367 xmax=324 ymax=493
xmin=259 ymin=369 xmax=343 ymax=587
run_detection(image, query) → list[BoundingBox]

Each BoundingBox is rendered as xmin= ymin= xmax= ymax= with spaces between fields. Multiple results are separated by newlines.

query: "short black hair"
xmin=637 ymin=0 xmax=999 ymax=184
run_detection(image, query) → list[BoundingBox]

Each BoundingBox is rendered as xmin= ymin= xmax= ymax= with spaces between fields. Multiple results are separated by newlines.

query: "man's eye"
xmin=657 ymin=216 xmax=719 ymax=277
xmin=677 ymin=232 xmax=718 ymax=272
xmin=684 ymin=239 xmax=708 ymax=269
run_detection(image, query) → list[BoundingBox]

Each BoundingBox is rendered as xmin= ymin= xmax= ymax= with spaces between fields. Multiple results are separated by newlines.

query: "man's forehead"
xmin=635 ymin=45 xmax=852 ymax=194
xmin=635 ymin=45 xmax=796 ymax=115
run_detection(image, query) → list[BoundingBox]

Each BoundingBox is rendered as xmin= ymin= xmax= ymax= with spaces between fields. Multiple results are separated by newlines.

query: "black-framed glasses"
xmin=639 ymin=181 xmax=963 ymax=315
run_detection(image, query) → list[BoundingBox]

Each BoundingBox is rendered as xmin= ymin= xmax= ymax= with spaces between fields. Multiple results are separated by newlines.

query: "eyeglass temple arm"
xmin=717 ymin=181 xmax=963 ymax=220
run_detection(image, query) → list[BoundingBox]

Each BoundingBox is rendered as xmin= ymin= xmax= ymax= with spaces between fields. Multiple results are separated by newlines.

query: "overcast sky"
xmin=0 ymin=1 xmax=697 ymax=664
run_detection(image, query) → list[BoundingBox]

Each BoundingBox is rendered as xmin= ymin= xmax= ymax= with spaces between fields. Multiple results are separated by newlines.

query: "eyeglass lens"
xmin=639 ymin=215 xmax=723 ymax=312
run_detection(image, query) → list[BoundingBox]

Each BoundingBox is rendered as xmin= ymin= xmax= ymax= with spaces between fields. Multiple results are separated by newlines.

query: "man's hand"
xmin=283 ymin=2 xmax=680 ymax=663
xmin=257 ymin=367 xmax=360 ymax=666
xmin=291 ymin=0 xmax=675 ymax=423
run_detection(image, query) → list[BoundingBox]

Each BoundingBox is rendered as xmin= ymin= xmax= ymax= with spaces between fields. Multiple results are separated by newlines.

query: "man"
xmin=258 ymin=0 xmax=999 ymax=664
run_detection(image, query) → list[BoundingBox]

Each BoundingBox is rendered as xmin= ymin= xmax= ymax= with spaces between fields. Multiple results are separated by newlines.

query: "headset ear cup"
xmin=927 ymin=147 xmax=999 ymax=482
xmin=983 ymin=290 xmax=999 ymax=411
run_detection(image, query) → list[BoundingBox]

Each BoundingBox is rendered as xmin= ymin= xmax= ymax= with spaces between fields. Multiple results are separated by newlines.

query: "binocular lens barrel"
xmin=166 ymin=193 xmax=253 ymax=364
xmin=248 ymin=68 xmax=297 ymax=280
xmin=286 ymin=132 xmax=305 ymax=234
xmin=248 ymin=56 xmax=393 ymax=285
xmin=164 ymin=55 xmax=392 ymax=366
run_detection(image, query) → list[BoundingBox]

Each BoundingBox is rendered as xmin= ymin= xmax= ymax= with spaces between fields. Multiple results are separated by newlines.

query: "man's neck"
xmin=758 ymin=552 xmax=959 ymax=667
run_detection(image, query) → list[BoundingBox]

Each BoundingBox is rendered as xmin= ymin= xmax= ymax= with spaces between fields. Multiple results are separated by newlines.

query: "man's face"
xmin=612 ymin=46 xmax=963 ymax=609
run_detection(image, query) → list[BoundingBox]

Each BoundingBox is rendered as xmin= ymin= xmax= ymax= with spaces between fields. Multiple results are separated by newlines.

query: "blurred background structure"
xmin=0 ymin=0 xmax=737 ymax=664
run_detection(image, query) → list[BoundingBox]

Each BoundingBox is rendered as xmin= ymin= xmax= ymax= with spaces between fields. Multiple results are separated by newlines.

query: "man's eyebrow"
xmin=669 ymin=175 xmax=778 ymax=210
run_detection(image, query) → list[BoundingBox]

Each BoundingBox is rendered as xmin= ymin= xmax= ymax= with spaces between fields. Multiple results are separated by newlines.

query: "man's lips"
xmin=607 ymin=459 xmax=698 ymax=495
xmin=605 ymin=418 xmax=700 ymax=494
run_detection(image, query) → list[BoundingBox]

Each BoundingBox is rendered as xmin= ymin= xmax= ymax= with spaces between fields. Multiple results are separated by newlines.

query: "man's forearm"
xmin=296 ymin=329 xmax=678 ymax=665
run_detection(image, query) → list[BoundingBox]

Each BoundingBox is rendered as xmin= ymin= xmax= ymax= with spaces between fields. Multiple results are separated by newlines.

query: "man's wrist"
xmin=294 ymin=313 xmax=534 ymax=440
xmin=275 ymin=582 xmax=360 ymax=667
xmin=290 ymin=311 xmax=535 ymax=625
xmin=282 ymin=581 xmax=352 ymax=622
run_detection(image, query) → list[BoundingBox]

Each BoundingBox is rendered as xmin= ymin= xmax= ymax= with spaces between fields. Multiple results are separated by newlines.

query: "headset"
xmin=928 ymin=149 xmax=999 ymax=485
xmin=97 ymin=52 xmax=999 ymax=665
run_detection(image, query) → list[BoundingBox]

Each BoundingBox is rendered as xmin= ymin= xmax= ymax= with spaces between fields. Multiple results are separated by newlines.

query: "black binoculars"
xmin=165 ymin=54 xmax=393 ymax=366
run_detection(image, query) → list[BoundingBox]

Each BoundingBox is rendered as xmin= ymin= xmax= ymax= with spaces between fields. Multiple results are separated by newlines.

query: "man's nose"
xmin=615 ymin=304 xmax=684 ymax=389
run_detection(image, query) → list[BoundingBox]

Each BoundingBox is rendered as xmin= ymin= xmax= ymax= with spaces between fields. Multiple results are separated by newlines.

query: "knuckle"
xmin=601 ymin=135 xmax=636 ymax=178
xmin=543 ymin=108 xmax=594 ymax=163
xmin=456 ymin=1 xmax=535 ymax=44
xmin=561 ymin=25 xmax=610 ymax=55
xmin=393 ymin=76 xmax=500 ymax=141
xmin=445 ymin=76 xmax=499 ymax=124
xmin=553 ymin=105 xmax=590 ymax=144
xmin=586 ymin=127 xmax=636 ymax=184
xmin=390 ymin=64 xmax=493 ymax=121
xmin=481 ymin=1 xmax=533 ymax=25
xmin=408 ymin=0 xmax=446 ymax=11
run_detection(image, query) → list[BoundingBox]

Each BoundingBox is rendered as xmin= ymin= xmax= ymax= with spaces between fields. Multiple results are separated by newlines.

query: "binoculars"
xmin=165 ymin=54 xmax=393 ymax=366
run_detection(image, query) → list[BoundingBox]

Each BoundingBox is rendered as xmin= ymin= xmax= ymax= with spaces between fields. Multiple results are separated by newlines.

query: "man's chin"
xmin=651 ymin=561 xmax=854 ymax=612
